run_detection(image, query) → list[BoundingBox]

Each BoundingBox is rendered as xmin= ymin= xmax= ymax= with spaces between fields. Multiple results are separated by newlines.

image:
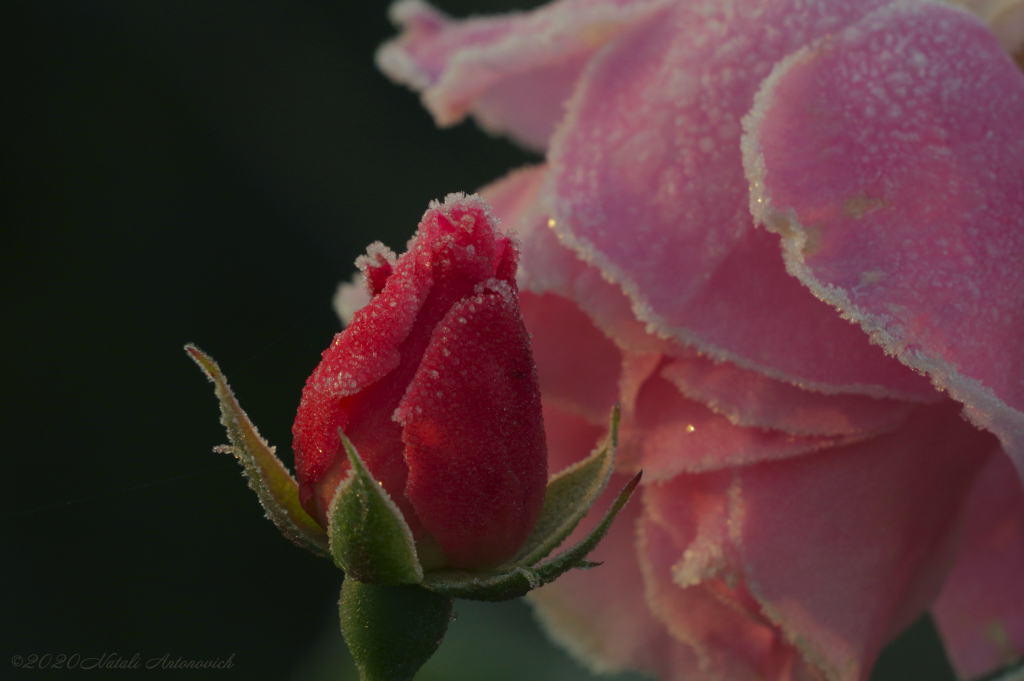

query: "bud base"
xmin=339 ymin=580 xmax=454 ymax=681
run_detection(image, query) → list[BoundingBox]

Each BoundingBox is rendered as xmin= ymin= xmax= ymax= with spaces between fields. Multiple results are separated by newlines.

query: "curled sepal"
xmin=339 ymin=580 xmax=453 ymax=681
xmin=327 ymin=430 xmax=424 ymax=584
xmin=501 ymin=405 xmax=620 ymax=570
xmin=185 ymin=344 xmax=330 ymax=558
xmin=421 ymin=471 xmax=642 ymax=602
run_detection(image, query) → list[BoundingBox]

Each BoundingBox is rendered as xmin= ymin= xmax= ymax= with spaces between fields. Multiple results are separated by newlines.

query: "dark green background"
xmin=2 ymin=1 xmax=956 ymax=678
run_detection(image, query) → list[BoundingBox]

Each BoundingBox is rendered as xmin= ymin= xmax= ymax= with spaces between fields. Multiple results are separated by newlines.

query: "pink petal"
xmin=478 ymin=163 xmax=547 ymax=233
xmin=520 ymin=290 xmax=622 ymax=424
xmin=933 ymin=451 xmax=1024 ymax=678
xmin=541 ymin=400 xmax=607 ymax=476
xmin=376 ymin=0 xmax=669 ymax=150
xmin=640 ymin=401 xmax=999 ymax=681
xmin=489 ymin=172 xmax=668 ymax=356
xmin=483 ymin=164 xmax=676 ymax=360
xmin=735 ymin=403 xmax=999 ymax=681
xmin=481 ymin=166 xmax=625 ymax=425
xmin=526 ymin=215 xmax=677 ymax=355
xmin=399 ymin=281 xmax=547 ymax=569
xmin=660 ymin=349 xmax=917 ymax=437
xmin=949 ymin=0 xmax=1024 ymax=54
xmin=546 ymin=0 xmax=937 ymax=399
xmin=639 ymin=486 xmax=816 ymax=681
xmin=618 ymin=353 xmax=847 ymax=481
xmin=489 ymin=166 xmax=918 ymax=454
xmin=528 ymin=471 xmax=689 ymax=678
xmin=520 ymin=403 xmax=695 ymax=677
xmin=743 ymin=1 xmax=1024 ymax=474
xmin=333 ymin=272 xmax=371 ymax=327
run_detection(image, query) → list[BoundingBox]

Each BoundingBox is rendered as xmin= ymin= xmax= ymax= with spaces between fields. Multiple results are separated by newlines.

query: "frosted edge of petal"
xmin=739 ymin=29 xmax=1024 ymax=479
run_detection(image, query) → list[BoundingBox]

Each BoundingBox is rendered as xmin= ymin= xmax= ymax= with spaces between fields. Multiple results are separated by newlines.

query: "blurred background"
xmin=2 ymin=0 xmax=959 ymax=678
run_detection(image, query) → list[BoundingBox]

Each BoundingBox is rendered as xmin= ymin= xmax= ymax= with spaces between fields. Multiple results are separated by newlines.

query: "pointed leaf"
xmin=328 ymin=430 xmax=424 ymax=584
xmin=422 ymin=471 xmax=642 ymax=601
xmin=185 ymin=344 xmax=330 ymax=558
xmin=502 ymin=405 xmax=620 ymax=570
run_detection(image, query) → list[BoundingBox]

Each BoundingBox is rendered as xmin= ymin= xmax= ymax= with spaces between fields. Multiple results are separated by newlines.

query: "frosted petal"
xmin=541 ymin=402 xmax=608 ymax=481
xmin=948 ymin=0 xmax=1024 ymax=54
xmin=295 ymin=194 xmax=519 ymax=534
xmin=520 ymin=290 xmax=622 ymax=424
xmin=377 ymin=0 xmax=669 ymax=150
xmin=478 ymin=164 xmax=548 ymax=233
xmin=295 ymin=239 xmax=430 ymax=494
xmin=333 ymin=273 xmax=370 ymax=327
xmin=736 ymin=403 xmax=999 ymax=681
xmin=933 ymin=451 xmax=1024 ymax=679
xmin=660 ymin=349 xmax=918 ymax=437
xmin=639 ymin=488 xmax=813 ymax=681
xmin=527 ymin=473 xmax=687 ymax=678
xmin=743 ymin=0 xmax=1024 ymax=475
xmin=399 ymin=285 xmax=547 ymax=569
xmin=547 ymin=0 xmax=936 ymax=399
xmin=617 ymin=355 xmax=848 ymax=480
xmin=641 ymin=401 xmax=999 ymax=681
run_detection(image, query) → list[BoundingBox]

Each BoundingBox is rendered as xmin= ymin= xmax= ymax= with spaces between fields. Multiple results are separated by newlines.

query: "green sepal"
xmin=185 ymin=344 xmax=330 ymax=558
xmin=501 ymin=405 xmax=620 ymax=570
xmin=421 ymin=471 xmax=642 ymax=602
xmin=327 ymin=430 xmax=424 ymax=584
xmin=339 ymin=580 xmax=453 ymax=681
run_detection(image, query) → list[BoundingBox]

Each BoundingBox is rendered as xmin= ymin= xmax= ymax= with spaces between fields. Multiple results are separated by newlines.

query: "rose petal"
xmin=640 ymin=401 xmax=998 ymax=681
xmin=399 ymin=281 xmax=547 ymax=569
xmin=480 ymin=167 xmax=625 ymax=424
xmin=333 ymin=272 xmax=371 ymax=327
xmin=618 ymin=354 xmax=850 ymax=481
xmin=639 ymin=485 xmax=815 ymax=681
xmin=499 ymin=178 xmax=663 ymax=355
xmin=479 ymin=168 xmax=645 ymax=354
xmin=511 ymin=190 xmax=926 ymax=441
xmin=546 ymin=0 xmax=937 ymax=400
xmin=948 ymin=0 xmax=1024 ymax=55
xmin=743 ymin=0 xmax=1024 ymax=474
xmin=528 ymin=472 xmax=687 ymax=678
xmin=298 ymin=194 xmax=522 ymax=531
xmin=523 ymin=210 xmax=677 ymax=355
xmin=735 ymin=402 xmax=998 ymax=681
xmin=933 ymin=450 xmax=1024 ymax=678
xmin=541 ymin=400 xmax=608 ymax=475
xmin=520 ymin=290 xmax=621 ymax=424
xmin=478 ymin=163 xmax=548 ymax=232
xmin=519 ymin=401 xmax=688 ymax=676
xmin=660 ymin=349 xmax=917 ymax=437
xmin=376 ymin=0 xmax=669 ymax=150
xmin=295 ymin=230 xmax=432 ymax=522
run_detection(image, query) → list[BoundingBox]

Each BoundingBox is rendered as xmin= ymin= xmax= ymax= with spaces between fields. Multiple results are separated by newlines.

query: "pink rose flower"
xmin=377 ymin=0 xmax=1024 ymax=679
xmin=293 ymin=194 xmax=547 ymax=570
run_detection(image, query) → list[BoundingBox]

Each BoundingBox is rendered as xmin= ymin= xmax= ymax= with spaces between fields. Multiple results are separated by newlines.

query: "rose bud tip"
xmin=293 ymin=192 xmax=546 ymax=571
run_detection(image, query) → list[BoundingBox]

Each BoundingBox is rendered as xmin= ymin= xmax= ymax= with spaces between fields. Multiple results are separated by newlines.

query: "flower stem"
xmin=339 ymin=579 xmax=454 ymax=681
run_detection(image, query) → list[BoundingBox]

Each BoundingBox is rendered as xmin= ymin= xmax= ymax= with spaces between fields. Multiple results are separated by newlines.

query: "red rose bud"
xmin=292 ymin=193 xmax=547 ymax=570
